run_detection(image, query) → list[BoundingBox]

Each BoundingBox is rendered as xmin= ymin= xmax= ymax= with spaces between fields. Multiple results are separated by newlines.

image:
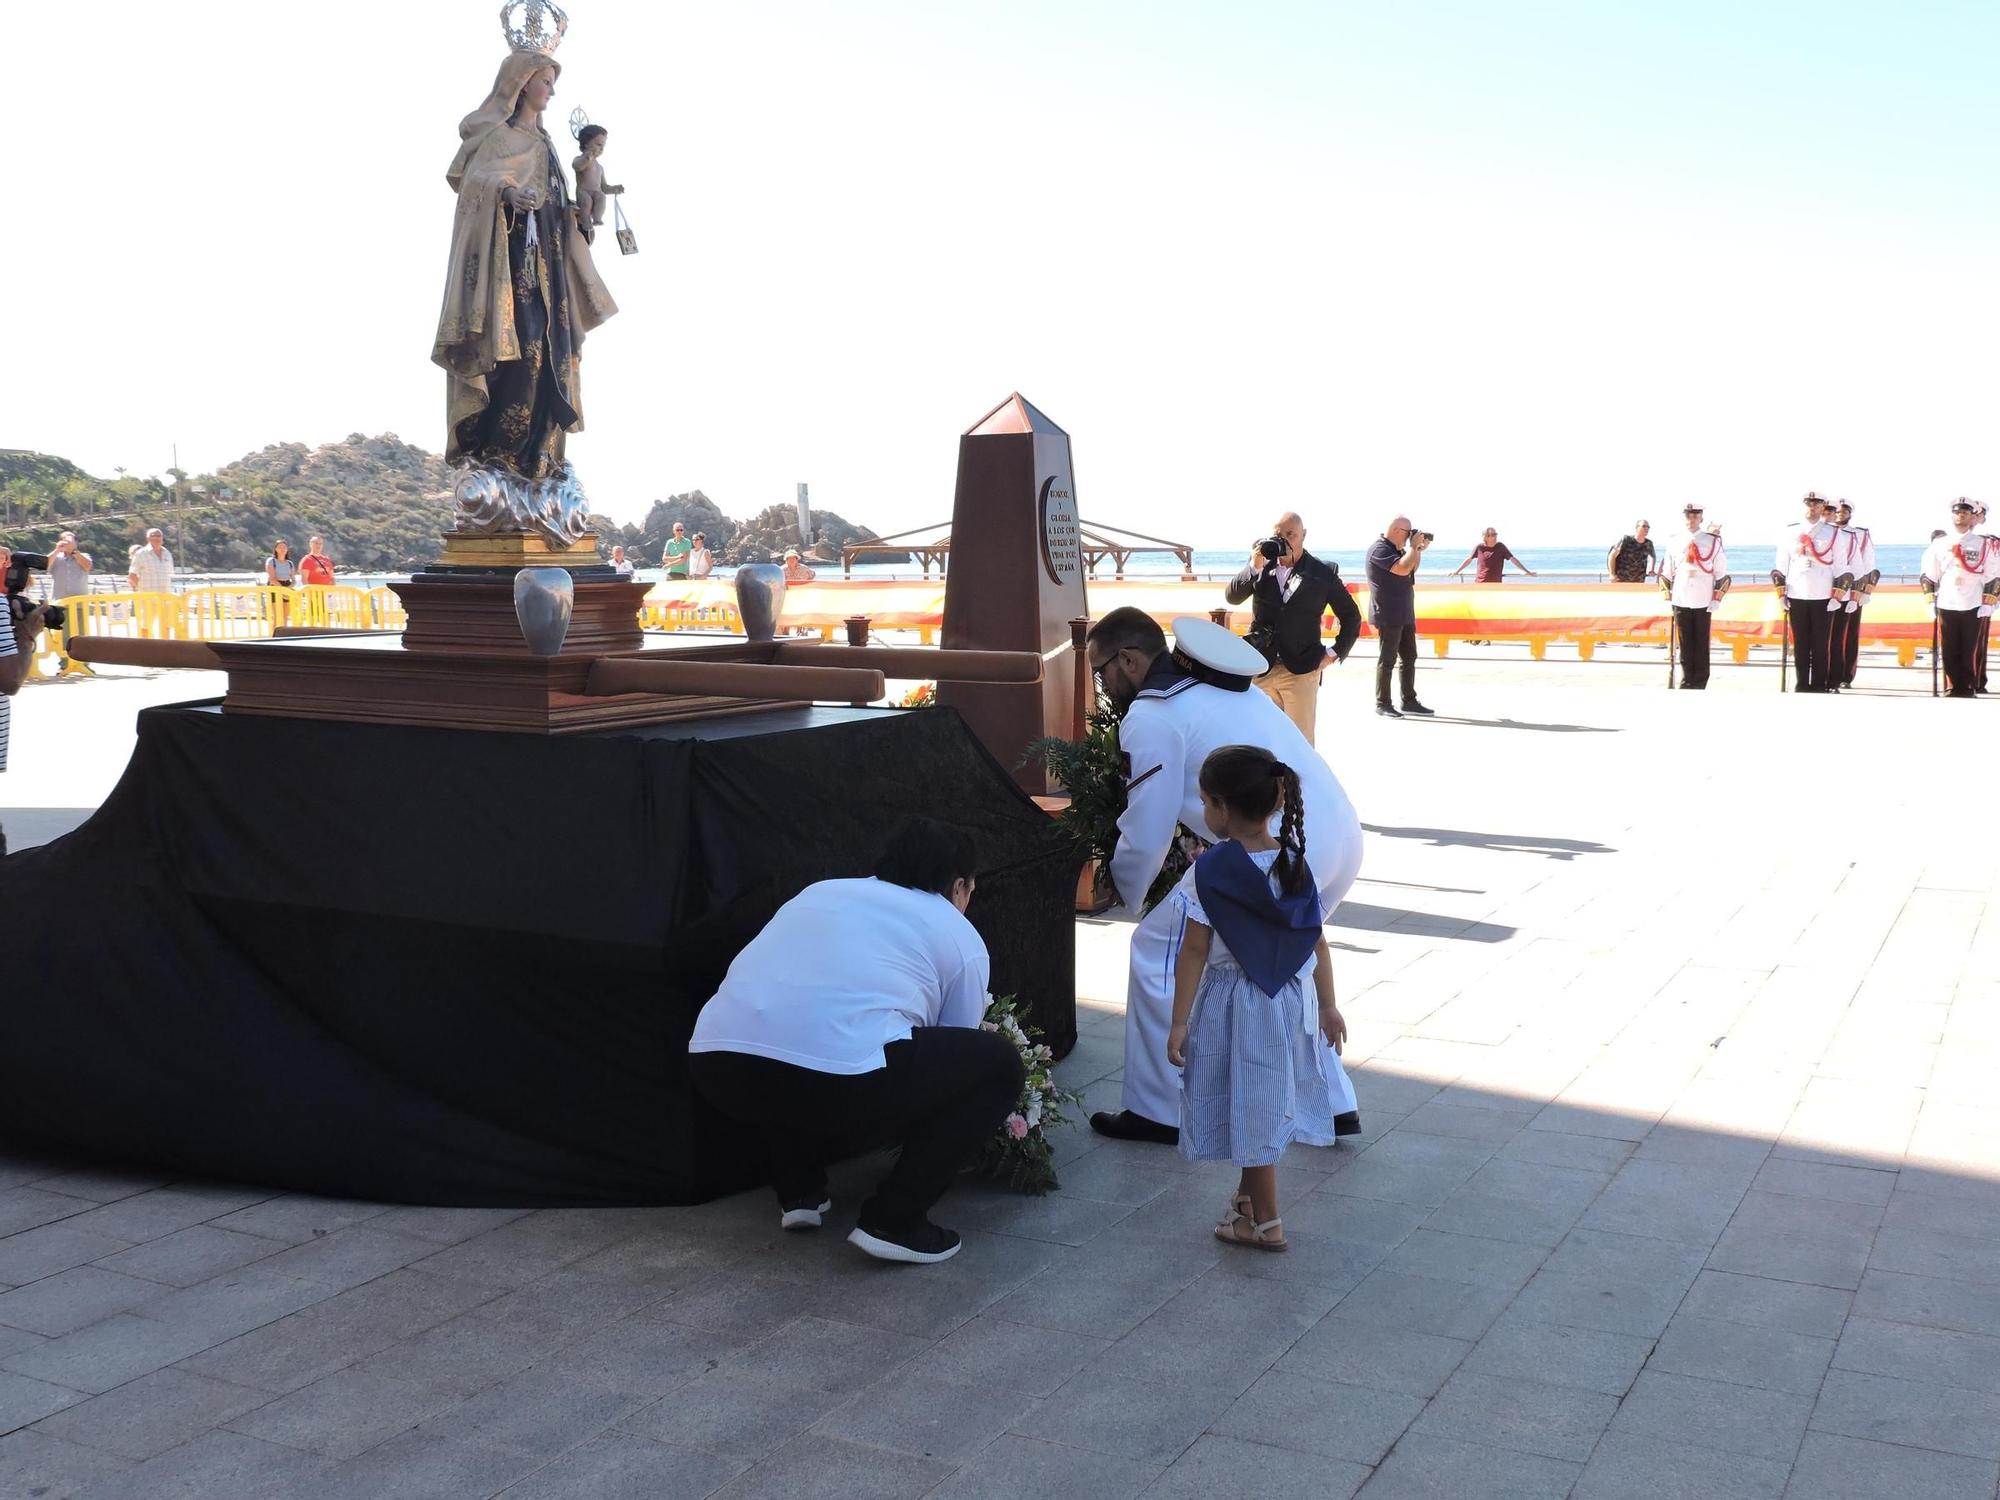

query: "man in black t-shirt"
xmin=1608 ymin=521 xmax=1656 ymax=582
xmin=1365 ymin=518 xmax=1433 ymax=717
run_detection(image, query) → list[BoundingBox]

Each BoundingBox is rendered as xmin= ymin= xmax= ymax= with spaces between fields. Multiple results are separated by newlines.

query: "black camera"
xmin=1258 ymin=537 xmax=1287 ymax=561
xmin=2 ymin=552 xmax=65 ymax=632
xmin=1411 ymin=529 xmax=1434 ymax=545
xmin=4 ymin=593 xmax=63 ymax=633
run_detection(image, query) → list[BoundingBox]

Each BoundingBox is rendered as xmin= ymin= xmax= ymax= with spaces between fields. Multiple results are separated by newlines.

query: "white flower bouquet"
xmin=976 ymin=994 xmax=1082 ymax=1195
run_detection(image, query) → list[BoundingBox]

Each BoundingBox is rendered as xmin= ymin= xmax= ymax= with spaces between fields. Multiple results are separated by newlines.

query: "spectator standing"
xmin=783 ymin=549 xmax=818 ymax=584
xmin=1608 ymin=521 xmax=1656 ymax=582
xmin=688 ymin=533 xmax=714 ymax=578
xmin=1451 ymin=529 xmax=1534 ymax=581
xmin=298 ymin=537 xmax=336 ymax=587
xmin=1222 ymin=510 xmax=1360 ymax=744
xmin=0 ymin=546 xmax=49 ymax=858
xmin=1365 ymin=517 xmax=1434 ymax=718
xmin=47 ymin=534 xmax=92 ymax=600
xmin=609 ymin=545 xmax=635 ymax=578
xmin=265 ymin=541 xmax=297 ymax=589
xmin=127 ymin=529 xmax=175 ymax=593
xmin=664 ymin=522 xmax=692 ymax=579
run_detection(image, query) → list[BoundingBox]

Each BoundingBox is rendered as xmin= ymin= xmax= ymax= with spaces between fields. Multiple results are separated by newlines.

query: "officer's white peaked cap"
xmin=1169 ymin=617 xmax=1267 ymax=682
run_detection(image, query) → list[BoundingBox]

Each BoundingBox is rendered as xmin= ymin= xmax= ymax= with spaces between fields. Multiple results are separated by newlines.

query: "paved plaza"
xmin=1 ymin=648 xmax=1997 ymax=1498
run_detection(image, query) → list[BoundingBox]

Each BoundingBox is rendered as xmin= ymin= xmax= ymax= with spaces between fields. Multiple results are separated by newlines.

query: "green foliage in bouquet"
xmin=1025 ymin=706 xmax=1198 ymax=913
xmin=975 ymin=995 xmax=1083 ymax=1195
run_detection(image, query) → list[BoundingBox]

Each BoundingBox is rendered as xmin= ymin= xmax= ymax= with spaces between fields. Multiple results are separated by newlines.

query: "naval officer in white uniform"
xmin=1772 ymin=491 xmax=1840 ymax=692
xmin=1661 ymin=503 xmax=1728 ymax=689
xmin=1083 ymin=609 xmax=1364 ymax=1145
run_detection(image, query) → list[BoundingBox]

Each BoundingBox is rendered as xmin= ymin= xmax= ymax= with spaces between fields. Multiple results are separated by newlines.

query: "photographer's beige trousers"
xmin=1257 ymin=665 xmax=1321 ymax=744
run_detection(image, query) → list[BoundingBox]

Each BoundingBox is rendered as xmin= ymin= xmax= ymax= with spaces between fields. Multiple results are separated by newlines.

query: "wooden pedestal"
xmin=392 ymin=573 xmax=650 ymax=656
xmin=211 ymin=634 xmax=793 ymax=735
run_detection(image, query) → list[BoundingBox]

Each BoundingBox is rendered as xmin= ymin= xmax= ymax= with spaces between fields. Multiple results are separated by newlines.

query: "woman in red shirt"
xmin=298 ymin=537 xmax=336 ymax=587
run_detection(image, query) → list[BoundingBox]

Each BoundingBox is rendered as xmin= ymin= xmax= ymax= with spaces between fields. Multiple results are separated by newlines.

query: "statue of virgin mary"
xmin=431 ymin=34 xmax=617 ymax=545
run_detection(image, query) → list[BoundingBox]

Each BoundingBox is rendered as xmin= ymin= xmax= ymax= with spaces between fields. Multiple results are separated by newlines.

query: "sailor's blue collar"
xmin=1134 ymin=651 xmax=1197 ymax=702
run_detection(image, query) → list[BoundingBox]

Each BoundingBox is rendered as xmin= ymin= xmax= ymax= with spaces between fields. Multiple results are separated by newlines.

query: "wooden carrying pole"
xmin=587 ymin=657 xmax=886 ymax=705
xmin=768 ymin=644 xmax=1043 ymax=684
xmin=66 ymin=637 xmax=224 ymax=670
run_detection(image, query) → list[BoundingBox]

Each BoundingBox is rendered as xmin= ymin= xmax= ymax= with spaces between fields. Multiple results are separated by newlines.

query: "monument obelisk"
xmin=938 ymin=394 xmax=1089 ymax=791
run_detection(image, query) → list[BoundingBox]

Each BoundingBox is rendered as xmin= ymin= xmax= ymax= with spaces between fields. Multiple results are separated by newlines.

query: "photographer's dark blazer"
xmin=1225 ymin=551 xmax=1362 ymax=675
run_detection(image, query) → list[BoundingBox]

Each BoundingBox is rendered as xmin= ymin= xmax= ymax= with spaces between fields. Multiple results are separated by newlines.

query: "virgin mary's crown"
xmin=500 ymin=0 xmax=568 ymax=55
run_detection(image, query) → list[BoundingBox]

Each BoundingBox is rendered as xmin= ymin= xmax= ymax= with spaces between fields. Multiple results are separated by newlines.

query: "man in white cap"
xmin=1772 ymin=491 xmax=1838 ymax=692
xmin=1829 ymin=500 xmax=1877 ymax=690
xmin=1974 ymin=502 xmax=1994 ymax=693
xmin=1082 ymin=607 xmax=1364 ymax=1144
xmin=1660 ymin=504 xmax=1728 ymax=689
xmin=1921 ymin=499 xmax=2000 ymax=698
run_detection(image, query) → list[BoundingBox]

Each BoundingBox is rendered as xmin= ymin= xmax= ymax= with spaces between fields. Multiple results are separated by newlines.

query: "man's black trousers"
xmin=1374 ymin=622 xmax=1419 ymax=706
xmin=1939 ymin=607 xmax=1981 ymax=697
xmin=1787 ymin=598 xmax=1832 ymax=691
xmin=688 ymin=1028 xmax=1023 ymax=1232
xmin=1831 ymin=604 xmax=1864 ymax=687
xmin=1674 ymin=607 xmax=1712 ymax=689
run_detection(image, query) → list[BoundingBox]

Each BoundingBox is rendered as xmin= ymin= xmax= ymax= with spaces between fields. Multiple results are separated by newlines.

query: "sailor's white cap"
xmin=1170 ymin=616 xmax=1267 ymax=681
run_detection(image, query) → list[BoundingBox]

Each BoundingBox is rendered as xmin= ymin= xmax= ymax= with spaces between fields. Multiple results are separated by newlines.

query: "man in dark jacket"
xmin=1224 ymin=511 xmax=1361 ymax=743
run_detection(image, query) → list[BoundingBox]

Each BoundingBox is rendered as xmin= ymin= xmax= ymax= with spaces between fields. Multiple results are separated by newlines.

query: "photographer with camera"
xmin=1365 ymin=516 xmax=1435 ymax=718
xmin=1223 ymin=512 xmax=1360 ymax=744
xmin=47 ymin=534 xmax=92 ymax=602
xmin=0 ymin=544 xmax=54 ymax=857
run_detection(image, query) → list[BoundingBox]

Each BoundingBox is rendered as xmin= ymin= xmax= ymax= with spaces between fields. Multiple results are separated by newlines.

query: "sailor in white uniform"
xmin=1829 ymin=500 xmax=1877 ymax=690
xmin=1975 ymin=502 xmax=1994 ymax=693
xmin=1084 ymin=609 xmax=1364 ymax=1144
xmin=1661 ymin=503 xmax=1728 ymax=689
xmin=1772 ymin=491 xmax=1839 ymax=692
xmin=1921 ymin=499 xmax=2000 ymax=698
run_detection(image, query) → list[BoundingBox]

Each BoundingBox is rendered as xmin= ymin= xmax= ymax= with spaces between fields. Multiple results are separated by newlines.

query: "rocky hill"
xmin=0 ymin=440 xmax=894 ymax=573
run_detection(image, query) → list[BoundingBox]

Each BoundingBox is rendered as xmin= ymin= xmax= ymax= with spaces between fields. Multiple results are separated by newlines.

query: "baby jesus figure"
xmin=571 ymin=125 xmax=624 ymax=243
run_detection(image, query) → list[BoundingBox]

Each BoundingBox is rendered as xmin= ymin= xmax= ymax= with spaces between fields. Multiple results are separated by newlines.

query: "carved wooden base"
xmin=210 ymin=635 xmax=791 ymax=735
xmin=392 ymin=573 xmax=650 ymax=656
xmin=436 ymin=531 xmax=605 ymax=569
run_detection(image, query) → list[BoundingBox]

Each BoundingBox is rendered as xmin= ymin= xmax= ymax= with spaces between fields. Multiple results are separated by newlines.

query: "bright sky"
xmin=14 ymin=1 xmax=1997 ymax=549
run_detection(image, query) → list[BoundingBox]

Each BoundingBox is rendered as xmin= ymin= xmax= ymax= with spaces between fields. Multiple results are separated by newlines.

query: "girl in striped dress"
xmin=1166 ymin=745 xmax=1347 ymax=1251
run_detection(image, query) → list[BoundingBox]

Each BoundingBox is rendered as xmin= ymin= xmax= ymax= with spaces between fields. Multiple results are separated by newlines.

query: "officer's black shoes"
xmin=1375 ymin=703 xmax=1403 ymax=718
xmin=1334 ymin=1111 xmax=1363 ymax=1138
xmin=1089 ymin=1110 xmax=1179 ymax=1146
xmin=1401 ymin=701 xmax=1436 ymax=716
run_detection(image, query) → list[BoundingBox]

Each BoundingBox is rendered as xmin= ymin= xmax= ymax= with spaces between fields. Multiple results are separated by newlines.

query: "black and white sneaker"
xmin=779 ymin=1198 xmax=832 ymax=1231
xmin=847 ymin=1220 xmax=962 ymax=1264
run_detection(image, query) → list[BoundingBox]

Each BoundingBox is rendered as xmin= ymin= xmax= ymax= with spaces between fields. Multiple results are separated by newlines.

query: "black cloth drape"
xmin=0 ymin=703 xmax=1075 ymax=1206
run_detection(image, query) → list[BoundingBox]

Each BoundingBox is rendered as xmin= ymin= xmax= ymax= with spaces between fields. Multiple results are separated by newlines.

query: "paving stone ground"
xmin=2 ymin=647 xmax=1997 ymax=1498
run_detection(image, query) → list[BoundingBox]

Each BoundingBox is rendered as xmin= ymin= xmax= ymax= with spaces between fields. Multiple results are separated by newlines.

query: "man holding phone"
xmin=1223 ymin=511 xmax=1359 ymax=744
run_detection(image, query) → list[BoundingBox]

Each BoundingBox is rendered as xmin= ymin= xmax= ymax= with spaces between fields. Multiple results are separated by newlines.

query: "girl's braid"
xmin=1272 ymin=763 xmax=1309 ymax=896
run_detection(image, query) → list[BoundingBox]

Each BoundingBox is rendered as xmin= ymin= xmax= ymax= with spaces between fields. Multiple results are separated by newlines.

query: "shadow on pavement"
xmin=1363 ymin=824 xmax=1615 ymax=860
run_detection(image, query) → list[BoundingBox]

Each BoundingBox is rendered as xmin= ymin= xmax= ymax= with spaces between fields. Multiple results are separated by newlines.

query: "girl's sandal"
xmin=1214 ymin=1193 xmax=1252 ymax=1237
xmin=1214 ymin=1201 xmax=1288 ymax=1252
